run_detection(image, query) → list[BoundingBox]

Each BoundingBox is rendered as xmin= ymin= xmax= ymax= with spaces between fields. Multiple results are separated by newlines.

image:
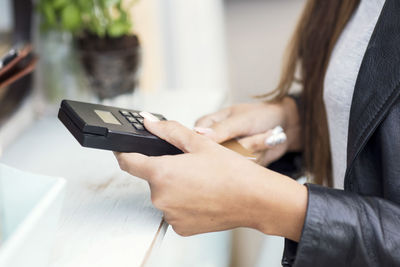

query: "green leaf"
xmin=119 ymin=9 xmax=128 ymax=21
xmin=77 ymin=0 xmax=92 ymax=11
xmin=88 ymin=13 xmax=107 ymax=37
xmin=52 ymin=0 xmax=68 ymax=10
xmin=61 ymin=4 xmax=82 ymax=31
xmin=101 ymin=0 xmax=121 ymax=8
xmin=36 ymin=0 xmax=137 ymax=37
xmin=107 ymin=21 xmax=129 ymax=37
xmin=43 ymin=2 xmax=56 ymax=26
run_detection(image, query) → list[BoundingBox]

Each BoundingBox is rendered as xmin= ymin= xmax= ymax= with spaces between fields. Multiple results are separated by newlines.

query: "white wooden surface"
xmin=1 ymin=118 xmax=164 ymax=267
xmin=0 ymin=89 xmax=225 ymax=267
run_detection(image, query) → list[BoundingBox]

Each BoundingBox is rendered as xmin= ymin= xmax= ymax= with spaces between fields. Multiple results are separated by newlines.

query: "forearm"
xmin=246 ymin=167 xmax=308 ymax=241
xmin=254 ymin=97 xmax=305 ymax=241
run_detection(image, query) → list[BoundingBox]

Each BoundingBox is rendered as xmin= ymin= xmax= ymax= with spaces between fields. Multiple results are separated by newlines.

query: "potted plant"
xmin=37 ymin=0 xmax=140 ymax=100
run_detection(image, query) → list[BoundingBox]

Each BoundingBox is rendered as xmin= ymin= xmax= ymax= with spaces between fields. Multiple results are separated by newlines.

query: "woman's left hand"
xmin=114 ymin=115 xmax=307 ymax=241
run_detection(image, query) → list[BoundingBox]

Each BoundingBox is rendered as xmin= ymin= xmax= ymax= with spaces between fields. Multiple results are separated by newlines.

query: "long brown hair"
xmin=266 ymin=0 xmax=360 ymax=186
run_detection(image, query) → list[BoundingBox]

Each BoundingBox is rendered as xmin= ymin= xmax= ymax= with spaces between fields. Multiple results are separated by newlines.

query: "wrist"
xmin=248 ymin=169 xmax=308 ymax=241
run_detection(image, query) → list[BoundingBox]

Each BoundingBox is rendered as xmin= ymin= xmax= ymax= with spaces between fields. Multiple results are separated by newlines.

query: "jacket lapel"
xmin=345 ymin=0 xmax=400 ymax=189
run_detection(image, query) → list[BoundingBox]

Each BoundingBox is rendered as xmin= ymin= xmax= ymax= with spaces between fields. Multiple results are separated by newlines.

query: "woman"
xmin=115 ymin=0 xmax=400 ymax=265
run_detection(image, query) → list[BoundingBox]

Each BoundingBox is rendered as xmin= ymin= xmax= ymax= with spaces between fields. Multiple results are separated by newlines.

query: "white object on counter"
xmin=0 ymin=164 xmax=66 ymax=267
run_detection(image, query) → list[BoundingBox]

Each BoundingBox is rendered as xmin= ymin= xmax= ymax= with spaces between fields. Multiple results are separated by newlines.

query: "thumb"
xmin=141 ymin=112 xmax=203 ymax=153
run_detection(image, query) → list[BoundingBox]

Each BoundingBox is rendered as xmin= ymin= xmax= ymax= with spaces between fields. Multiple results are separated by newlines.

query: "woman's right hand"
xmin=194 ymin=96 xmax=302 ymax=166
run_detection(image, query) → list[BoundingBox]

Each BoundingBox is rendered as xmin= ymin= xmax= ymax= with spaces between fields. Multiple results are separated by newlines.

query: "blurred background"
xmin=0 ymin=0 xmax=305 ymax=266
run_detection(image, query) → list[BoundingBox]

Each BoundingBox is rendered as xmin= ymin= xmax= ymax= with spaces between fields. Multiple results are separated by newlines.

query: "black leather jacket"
xmin=282 ymin=0 xmax=400 ymax=266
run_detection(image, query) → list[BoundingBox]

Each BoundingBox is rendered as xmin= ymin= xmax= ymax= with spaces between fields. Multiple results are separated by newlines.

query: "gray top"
xmin=323 ymin=0 xmax=386 ymax=189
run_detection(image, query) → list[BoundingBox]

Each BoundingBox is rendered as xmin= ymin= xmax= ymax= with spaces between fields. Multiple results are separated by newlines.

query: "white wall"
xmin=225 ymin=0 xmax=305 ymax=104
xmin=157 ymin=0 xmax=228 ymax=92
xmin=130 ymin=0 xmax=228 ymax=97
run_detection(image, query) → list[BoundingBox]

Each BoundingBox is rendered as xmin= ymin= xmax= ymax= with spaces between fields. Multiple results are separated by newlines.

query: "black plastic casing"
xmin=58 ymin=100 xmax=182 ymax=156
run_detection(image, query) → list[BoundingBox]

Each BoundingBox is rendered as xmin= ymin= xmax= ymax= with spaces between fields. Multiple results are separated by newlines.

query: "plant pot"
xmin=75 ymin=34 xmax=141 ymax=100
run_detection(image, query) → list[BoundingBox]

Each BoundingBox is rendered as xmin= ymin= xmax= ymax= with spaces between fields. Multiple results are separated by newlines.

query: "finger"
xmin=114 ymin=152 xmax=154 ymax=181
xmin=265 ymin=131 xmax=287 ymax=147
xmin=238 ymin=126 xmax=287 ymax=152
xmin=141 ymin=114 xmax=204 ymax=153
xmin=207 ymin=117 xmax=248 ymax=143
xmin=256 ymin=145 xmax=287 ymax=166
xmin=238 ymin=131 xmax=274 ymax=152
xmin=194 ymin=108 xmax=231 ymax=128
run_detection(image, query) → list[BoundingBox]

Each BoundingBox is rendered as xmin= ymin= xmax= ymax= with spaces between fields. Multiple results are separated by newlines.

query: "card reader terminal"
xmin=58 ymin=100 xmax=182 ymax=156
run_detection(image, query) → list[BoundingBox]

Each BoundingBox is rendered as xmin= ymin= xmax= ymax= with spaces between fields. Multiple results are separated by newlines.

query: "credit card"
xmin=221 ymin=139 xmax=257 ymax=160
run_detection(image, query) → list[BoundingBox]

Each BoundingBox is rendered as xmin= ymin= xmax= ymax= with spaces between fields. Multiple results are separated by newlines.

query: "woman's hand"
xmin=194 ymin=97 xmax=302 ymax=166
xmin=115 ymin=114 xmax=307 ymax=241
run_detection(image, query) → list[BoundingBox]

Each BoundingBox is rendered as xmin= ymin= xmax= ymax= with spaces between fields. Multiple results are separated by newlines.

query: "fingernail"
xmin=275 ymin=132 xmax=287 ymax=144
xmin=140 ymin=111 xmax=160 ymax=122
xmin=265 ymin=135 xmax=276 ymax=146
xmin=265 ymin=131 xmax=287 ymax=146
xmin=272 ymin=126 xmax=284 ymax=135
xmin=193 ymin=127 xmax=214 ymax=134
